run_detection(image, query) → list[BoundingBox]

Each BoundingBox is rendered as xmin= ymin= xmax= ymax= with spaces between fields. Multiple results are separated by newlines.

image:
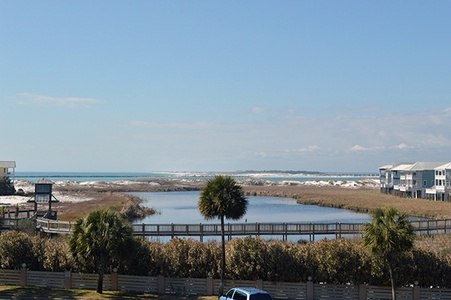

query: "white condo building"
xmin=380 ymin=162 xmax=451 ymax=201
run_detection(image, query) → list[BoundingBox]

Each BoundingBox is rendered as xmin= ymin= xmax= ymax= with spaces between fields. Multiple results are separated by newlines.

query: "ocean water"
xmin=14 ymin=171 xmax=377 ymax=183
xmin=14 ymin=172 xmax=173 ymax=182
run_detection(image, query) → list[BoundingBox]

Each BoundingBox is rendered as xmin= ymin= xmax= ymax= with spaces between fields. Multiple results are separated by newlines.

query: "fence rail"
xmin=6 ymin=268 xmax=451 ymax=300
xmin=29 ymin=218 xmax=451 ymax=241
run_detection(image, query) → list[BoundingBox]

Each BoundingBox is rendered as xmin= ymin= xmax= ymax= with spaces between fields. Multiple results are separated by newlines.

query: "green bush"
xmin=120 ymin=237 xmax=152 ymax=276
xmin=226 ymin=236 xmax=268 ymax=280
xmin=0 ymin=176 xmax=15 ymax=196
xmin=0 ymin=231 xmax=33 ymax=269
xmin=311 ymin=238 xmax=369 ymax=284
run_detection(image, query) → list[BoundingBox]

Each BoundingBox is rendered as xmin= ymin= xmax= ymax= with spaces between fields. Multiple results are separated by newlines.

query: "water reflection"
xmin=132 ymin=191 xmax=370 ymax=225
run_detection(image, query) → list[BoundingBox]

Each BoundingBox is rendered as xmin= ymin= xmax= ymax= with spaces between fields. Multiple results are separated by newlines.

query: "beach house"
xmin=0 ymin=161 xmax=16 ymax=178
xmin=379 ymin=162 xmax=451 ymax=201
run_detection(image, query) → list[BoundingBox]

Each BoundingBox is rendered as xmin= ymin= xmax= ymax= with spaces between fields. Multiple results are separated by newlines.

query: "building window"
xmin=423 ymin=180 xmax=427 ymax=186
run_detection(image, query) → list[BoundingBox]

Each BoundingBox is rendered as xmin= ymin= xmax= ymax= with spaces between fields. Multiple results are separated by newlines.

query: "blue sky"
xmin=1 ymin=1 xmax=451 ymax=173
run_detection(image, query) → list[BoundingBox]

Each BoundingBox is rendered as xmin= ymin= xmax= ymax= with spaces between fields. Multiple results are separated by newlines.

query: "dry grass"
xmin=415 ymin=233 xmax=451 ymax=256
xmin=52 ymin=192 xmax=132 ymax=221
xmin=0 ymin=286 xmax=217 ymax=299
xmin=243 ymin=185 xmax=451 ymax=219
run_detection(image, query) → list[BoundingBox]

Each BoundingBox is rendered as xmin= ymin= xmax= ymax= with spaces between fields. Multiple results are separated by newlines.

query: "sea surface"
xmin=14 ymin=171 xmax=377 ymax=183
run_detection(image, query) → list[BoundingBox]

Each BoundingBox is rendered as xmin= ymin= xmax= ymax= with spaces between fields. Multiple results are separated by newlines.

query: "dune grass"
xmin=244 ymin=185 xmax=451 ymax=219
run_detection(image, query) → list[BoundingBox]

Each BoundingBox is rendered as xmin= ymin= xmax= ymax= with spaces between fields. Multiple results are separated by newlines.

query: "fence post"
xmin=157 ymin=275 xmax=165 ymax=294
xmin=413 ymin=282 xmax=420 ymax=300
xmin=111 ymin=269 xmax=118 ymax=291
xmin=64 ymin=270 xmax=72 ymax=289
xmin=256 ymin=279 xmax=263 ymax=290
xmin=307 ymin=276 xmax=313 ymax=300
xmin=358 ymin=284 xmax=366 ymax=300
xmin=20 ymin=263 xmax=27 ymax=286
xmin=206 ymin=275 xmax=213 ymax=295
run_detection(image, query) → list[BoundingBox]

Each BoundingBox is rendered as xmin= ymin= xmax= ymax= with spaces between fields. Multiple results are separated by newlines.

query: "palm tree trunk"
xmin=387 ymin=257 xmax=396 ymax=300
xmin=219 ymin=215 xmax=226 ymax=296
xmin=97 ymin=271 xmax=104 ymax=294
xmin=96 ymin=254 xmax=105 ymax=294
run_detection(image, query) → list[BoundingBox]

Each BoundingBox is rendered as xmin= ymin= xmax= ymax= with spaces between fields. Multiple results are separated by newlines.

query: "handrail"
xmin=30 ymin=218 xmax=451 ymax=240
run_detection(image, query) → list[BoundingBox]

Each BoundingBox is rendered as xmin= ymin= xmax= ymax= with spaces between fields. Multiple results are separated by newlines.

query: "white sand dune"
xmin=0 ymin=178 xmax=379 ymax=207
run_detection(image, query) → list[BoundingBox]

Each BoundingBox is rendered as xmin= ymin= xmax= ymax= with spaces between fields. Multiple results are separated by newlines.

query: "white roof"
xmin=380 ymin=162 xmax=451 ymax=172
xmin=410 ymin=162 xmax=447 ymax=171
xmin=435 ymin=162 xmax=451 ymax=170
xmin=0 ymin=161 xmax=16 ymax=168
xmin=390 ymin=163 xmax=415 ymax=171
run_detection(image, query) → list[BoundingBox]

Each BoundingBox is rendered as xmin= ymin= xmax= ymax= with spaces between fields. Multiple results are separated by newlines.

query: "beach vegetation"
xmin=0 ymin=230 xmax=33 ymax=269
xmin=14 ymin=218 xmax=37 ymax=236
xmin=31 ymin=236 xmax=73 ymax=271
xmin=120 ymin=194 xmax=156 ymax=222
xmin=363 ymin=207 xmax=415 ymax=300
xmin=2 ymin=229 xmax=451 ymax=288
xmin=0 ymin=176 xmax=15 ymax=196
xmin=198 ymin=175 xmax=248 ymax=295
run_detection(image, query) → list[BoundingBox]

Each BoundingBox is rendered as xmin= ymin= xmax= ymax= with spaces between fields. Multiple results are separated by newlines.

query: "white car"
xmin=219 ymin=287 xmax=272 ymax=300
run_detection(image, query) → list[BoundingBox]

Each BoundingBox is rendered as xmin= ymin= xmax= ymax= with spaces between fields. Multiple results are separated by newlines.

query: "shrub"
xmin=0 ymin=231 xmax=33 ymax=269
xmin=311 ymin=238 xmax=368 ymax=284
xmin=120 ymin=237 xmax=152 ymax=276
xmin=226 ymin=236 xmax=268 ymax=280
xmin=266 ymin=241 xmax=301 ymax=282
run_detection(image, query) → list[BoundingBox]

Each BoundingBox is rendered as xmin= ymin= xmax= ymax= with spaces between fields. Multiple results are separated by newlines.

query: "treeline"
xmin=0 ymin=231 xmax=449 ymax=288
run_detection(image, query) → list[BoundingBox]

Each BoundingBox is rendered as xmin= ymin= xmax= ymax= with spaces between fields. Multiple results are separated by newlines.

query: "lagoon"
xmin=132 ymin=191 xmax=370 ymax=225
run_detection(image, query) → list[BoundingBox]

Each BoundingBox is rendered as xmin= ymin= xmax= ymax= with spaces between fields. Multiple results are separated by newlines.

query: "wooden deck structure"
xmin=28 ymin=218 xmax=451 ymax=241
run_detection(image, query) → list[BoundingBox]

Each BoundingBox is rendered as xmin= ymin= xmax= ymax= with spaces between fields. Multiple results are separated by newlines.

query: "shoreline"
xmin=4 ymin=177 xmax=451 ymax=220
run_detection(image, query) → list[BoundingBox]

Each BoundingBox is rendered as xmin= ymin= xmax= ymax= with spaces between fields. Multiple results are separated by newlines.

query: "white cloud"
xmin=393 ymin=143 xmax=411 ymax=150
xmin=251 ymin=106 xmax=266 ymax=114
xmin=350 ymin=144 xmax=368 ymax=152
xmin=15 ymin=93 xmax=102 ymax=108
xmin=129 ymin=120 xmax=219 ymax=130
xmin=285 ymin=145 xmax=320 ymax=153
xmin=118 ymin=107 xmax=451 ymax=172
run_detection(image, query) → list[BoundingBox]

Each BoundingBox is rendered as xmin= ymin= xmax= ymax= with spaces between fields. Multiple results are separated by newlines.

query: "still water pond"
xmin=132 ymin=191 xmax=370 ymax=225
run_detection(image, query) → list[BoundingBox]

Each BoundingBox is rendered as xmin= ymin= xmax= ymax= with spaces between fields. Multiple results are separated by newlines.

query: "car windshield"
xmin=250 ymin=294 xmax=272 ymax=300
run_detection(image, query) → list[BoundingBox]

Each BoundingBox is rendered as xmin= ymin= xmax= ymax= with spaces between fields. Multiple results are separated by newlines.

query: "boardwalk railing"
xmin=32 ymin=218 xmax=451 ymax=241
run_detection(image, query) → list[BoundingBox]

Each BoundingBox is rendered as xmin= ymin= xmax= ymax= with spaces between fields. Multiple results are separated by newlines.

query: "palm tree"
xmin=363 ymin=207 xmax=414 ymax=300
xmin=198 ymin=175 xmax=248 ymax=295
xmin=69 ymin=209 xmax=133 ymax=293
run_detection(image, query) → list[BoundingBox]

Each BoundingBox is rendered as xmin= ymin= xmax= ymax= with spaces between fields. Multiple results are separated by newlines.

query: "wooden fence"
xmin=2 ymin=268 xmax=451 ymax=300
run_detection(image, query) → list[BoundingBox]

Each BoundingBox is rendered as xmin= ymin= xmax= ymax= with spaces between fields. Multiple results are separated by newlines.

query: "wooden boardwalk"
xmin=29 ymin=218 xmax=451 ymax=241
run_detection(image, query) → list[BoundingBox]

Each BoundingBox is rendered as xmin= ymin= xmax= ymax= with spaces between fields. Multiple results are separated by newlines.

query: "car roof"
xmin=232 ymin=287 xmax=269 ymax=295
